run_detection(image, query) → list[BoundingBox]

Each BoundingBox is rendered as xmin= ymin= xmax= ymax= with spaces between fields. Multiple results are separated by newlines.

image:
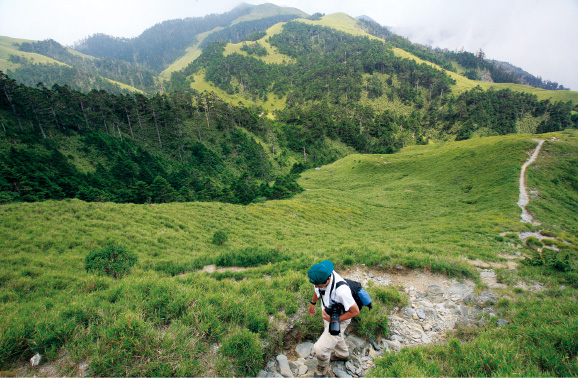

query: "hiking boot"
xmin=314 ymin=365 xmax=329 ymax=378
xmin=330 ymin=351 xmax=349 ymax=361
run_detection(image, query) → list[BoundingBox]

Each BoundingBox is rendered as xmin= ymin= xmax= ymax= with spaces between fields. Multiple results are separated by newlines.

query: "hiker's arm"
xmin=339 ymin=303 xmax=359 ymax=322
xmin=308 ymin=293 xmax=319 ymax=315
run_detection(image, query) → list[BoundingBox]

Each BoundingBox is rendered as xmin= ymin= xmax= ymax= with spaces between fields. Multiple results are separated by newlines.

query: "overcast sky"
xmin=0 ymin=0 xmax=576 ymax=90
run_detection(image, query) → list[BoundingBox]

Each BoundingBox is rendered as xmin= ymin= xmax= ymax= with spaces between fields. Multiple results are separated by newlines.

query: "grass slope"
xmin=2 ymin=131 xmax=577 ymax=375
xmin=181 ymin=12 xmax=577 ymax=118
xmin=0 ymin=35 xmax=67 ymax=72
xmin=392 ymin=47 xmax=578 ymax=103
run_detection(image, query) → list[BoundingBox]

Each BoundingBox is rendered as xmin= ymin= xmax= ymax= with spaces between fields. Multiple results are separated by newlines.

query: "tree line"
xmin=0 ymin=71 xmax=305 ymax=204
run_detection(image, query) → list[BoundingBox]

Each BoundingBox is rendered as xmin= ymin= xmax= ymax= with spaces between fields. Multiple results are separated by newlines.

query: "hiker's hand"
xmin=308 ymin=303 xmax=316 ymax=316
xmin=322 ymin=309 xmax=330 ymax=322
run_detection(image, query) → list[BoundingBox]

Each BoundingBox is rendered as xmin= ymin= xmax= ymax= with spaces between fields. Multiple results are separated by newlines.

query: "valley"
xmin=0 ymin=3 xmax=577 ymax=377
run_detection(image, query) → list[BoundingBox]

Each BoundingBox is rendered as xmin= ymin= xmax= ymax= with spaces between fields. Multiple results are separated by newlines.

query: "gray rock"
xmin=289 ymin=360 xmax=300 ymax=374
xmin=405 ymin=307 xmax=416 ymax=316
xmin=425 ymin=309 xmax=436 ymax=319
xmin=276 ymin=355 xmax=294 ymax=378
xmin=427 ymin=285 xmax=444 ymax=295
xmin=466 ymin=292 xmax=497 ymax=305
xmin=497 ymin=319 xmax=509 ymax=326
xmin=385 ymin=339 xmax=401 ymax=352
xmin=421 ymin=333 xmax=432 ymax=343
xmin=295 ymin=342 xmax=314 ymax=359
xmin=305 ymin=359 xmax=317 ymax=373
xmin=345 ymin=335 xmax=367 ymax=354
xmin=345 ymin=356 xmax=363 ymax=376
xmin=334 ymin=367 xmax=354 ymax=378
xmin=30 ymin=353 xmax=42 ymax=366
xmin=257 ymin=370 xmax=269 ymax=378
xmin=459 ymin=305 xmax=470 ymax=317
xmin=298 ymin=364 xmax=308 ymax=376
xmin=417 ymin=309 xmax=427 ymax=319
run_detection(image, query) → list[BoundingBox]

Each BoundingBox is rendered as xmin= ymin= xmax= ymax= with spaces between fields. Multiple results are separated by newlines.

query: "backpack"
xmin=336 ymin=278 xmax=373 ymax=311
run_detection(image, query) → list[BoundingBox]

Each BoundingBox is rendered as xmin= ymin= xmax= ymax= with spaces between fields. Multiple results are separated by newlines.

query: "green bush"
xmin=354 ymin=303 xmax=390 ymax=339
xmin=526 ymin=236 xmax=543 ymax=250
xmin=220 ymin=328 xmax=263 ymax=376
xmin=372 ymin=285 xmax=409 ymax=309
xmin=212 ymin=230 xmax=229 ymax=246
xmin=85 ymin=242 xmax=138 ymax=279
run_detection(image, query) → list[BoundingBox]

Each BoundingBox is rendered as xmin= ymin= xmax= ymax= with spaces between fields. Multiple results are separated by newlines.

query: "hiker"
xmin=307 ymin=260 xmax=360 ymax=378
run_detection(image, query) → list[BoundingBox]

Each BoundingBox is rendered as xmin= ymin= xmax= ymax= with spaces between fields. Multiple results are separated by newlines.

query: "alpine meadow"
xmin=1 ymin=3 xmax=577 ymax=377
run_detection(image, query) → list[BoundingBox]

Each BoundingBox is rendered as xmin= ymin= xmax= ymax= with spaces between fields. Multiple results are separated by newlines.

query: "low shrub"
xmin=220 ymin=328 xmax=263 ymax=376
xmin=354 ymin=302 xmax=390 ymax=339
xmin=85 ymin=242 xmax=138 ymax=279
xmin=212 ymin=230 xmax=229 ymax=245
xmin=526 ymin=236 xmax=543 ymax=250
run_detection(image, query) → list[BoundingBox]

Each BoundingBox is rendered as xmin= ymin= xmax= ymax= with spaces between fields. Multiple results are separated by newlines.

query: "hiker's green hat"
xmin=308 ymin=260 xmax=334 ymax=285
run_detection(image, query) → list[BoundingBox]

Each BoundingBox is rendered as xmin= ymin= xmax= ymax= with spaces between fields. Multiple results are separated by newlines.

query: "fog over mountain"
xmin=0 ymin=0 xmax=576 ymax=90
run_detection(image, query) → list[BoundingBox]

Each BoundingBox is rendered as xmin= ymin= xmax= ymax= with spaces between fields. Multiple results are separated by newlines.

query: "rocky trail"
xmin=258 ymin=266 xmax=534 ymax=378
xmin=258 ymin=139 xmax=551 ymax=378
xmin=518 ymin=139 xmax=545 ymax=225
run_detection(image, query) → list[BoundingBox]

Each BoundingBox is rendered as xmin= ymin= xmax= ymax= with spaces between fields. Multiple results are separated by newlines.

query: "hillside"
xmin=1 ymin=131 xmax=577 ymax=376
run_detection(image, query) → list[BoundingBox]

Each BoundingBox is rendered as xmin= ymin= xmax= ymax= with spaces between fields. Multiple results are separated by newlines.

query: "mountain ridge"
xmin=1 ymin=4 xmax=574 ymax=100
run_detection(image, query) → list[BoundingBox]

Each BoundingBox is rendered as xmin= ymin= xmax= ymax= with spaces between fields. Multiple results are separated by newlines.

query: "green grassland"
xmin=2 ymin=130 xmax=577 ymax=376
xmin=0 ymin=35 xmax=67 ymax=72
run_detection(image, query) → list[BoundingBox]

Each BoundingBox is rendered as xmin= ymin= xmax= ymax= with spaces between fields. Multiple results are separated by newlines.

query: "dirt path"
xmin=517 ymin=139 xmax=545 ymax=225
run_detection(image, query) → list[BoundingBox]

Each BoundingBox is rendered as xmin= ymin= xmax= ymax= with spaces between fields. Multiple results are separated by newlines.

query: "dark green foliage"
xmin=220 ymin=328 xmax=264 ymax=376
xmin=240 ymin=42 xmax=268 ymax=56
xmin=212 ymin=230 xmax=229 ymax=245
xmin=216 ymin=247 xmax=290 ymax=267
xmin=0 ymin=71 xmax=305 ymax=205
xmin=0 ymin=146 xmax=82 ymax=202
xmin=85 ymin=242 xmax=138 ymax=279
xmin=243 ymin=31 xmax=267 ymax=42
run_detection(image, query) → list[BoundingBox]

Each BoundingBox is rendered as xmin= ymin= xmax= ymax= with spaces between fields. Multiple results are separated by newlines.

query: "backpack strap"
xmin=319 ymin=272 xmax=336 ymax=309
xmin=335 ymin=281 xmax=348 ymax=290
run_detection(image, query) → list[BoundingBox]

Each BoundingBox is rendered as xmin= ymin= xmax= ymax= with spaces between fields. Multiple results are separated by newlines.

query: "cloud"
xmin=0 ymin=0 xmax=245 ymax=45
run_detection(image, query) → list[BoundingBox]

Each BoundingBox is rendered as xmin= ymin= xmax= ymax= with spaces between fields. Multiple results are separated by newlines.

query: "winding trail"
xmin=517 ymin=139 xmax=545 ymax=225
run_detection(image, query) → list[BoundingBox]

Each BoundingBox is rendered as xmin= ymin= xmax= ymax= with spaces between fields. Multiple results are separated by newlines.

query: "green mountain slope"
xmin=1 ymin=131 xmax=577 ymax=375
xmin=0 ymin=36 xmax=144 ymax=94
xmin=183 ymin=12 xmax=578 ymax=106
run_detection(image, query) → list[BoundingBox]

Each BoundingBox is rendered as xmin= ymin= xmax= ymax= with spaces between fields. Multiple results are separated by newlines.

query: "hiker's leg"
xmin=312 ymin=320 xmax=336 ymax=368
xmin=333 ymin=319 xmax=351 ymax=359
